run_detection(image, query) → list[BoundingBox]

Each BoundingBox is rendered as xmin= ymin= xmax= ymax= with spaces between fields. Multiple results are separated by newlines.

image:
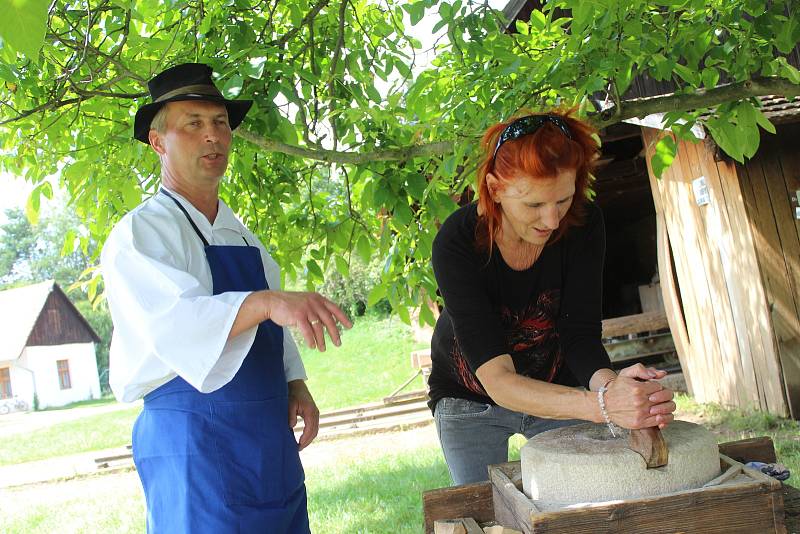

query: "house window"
xmin=57 ymin=360 xmax=72 ymax=390
xmin=0 ymin=368 xmax=11 ymax=399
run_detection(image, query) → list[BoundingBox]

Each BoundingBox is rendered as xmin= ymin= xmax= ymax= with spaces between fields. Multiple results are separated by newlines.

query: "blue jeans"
xmin=434 ymin=397 xmax=582 ymax=485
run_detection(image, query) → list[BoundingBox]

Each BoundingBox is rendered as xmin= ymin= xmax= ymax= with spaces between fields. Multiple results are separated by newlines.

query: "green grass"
xmin=38 ymin=396 xmax=118 ymax=411
xmin=0 ymin=407 xmax=141 ymax=466
xmin=300 ymin=314 xmax=427 ymax=411
xmin=676 ymin=393 xmax=800 ymax=488
xmin=307 ymin=442 xmax=450 ymax=533
xmin=2 ymin=443 xmax=450 ymax=534
xmin=4 ymin=391 xmax=800 ymax=531
xmin=2 ymin=474 xmax=146 ymax=534
xmin=1 ymin=315 xmax=422 ymax=465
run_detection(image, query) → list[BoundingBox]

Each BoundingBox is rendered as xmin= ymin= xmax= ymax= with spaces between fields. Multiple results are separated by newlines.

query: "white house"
xmin=0 ymin=281 xmax=101 ymax=411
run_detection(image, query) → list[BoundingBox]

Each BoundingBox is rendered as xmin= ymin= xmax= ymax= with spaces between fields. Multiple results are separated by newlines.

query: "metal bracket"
xmin=795 ymin=191 xmax=800 ymax=219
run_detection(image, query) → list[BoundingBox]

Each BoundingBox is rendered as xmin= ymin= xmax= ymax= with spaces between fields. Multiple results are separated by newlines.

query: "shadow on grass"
xmin=306 ymin=445 xmax=451 ymax=534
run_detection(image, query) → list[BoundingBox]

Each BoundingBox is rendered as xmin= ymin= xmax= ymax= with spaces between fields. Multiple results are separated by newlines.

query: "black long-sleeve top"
xmin=428 ymin=202 xmax=612 ymax=413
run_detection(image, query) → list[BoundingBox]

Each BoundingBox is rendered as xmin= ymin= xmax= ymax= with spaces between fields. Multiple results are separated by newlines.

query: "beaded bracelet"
xmin=597 ymin=380 xmax=618 ymax=437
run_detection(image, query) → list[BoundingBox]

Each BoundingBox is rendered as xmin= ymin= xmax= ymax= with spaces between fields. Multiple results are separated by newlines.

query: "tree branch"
xmin=74 ymin=88 xmax=148 ymax=99
xmin=0 ymin=97 xmax=84 ymax=126
xmin=236 ymin=77 xmax=799 ymax=164
xmin=327 ymin=0 xmax=348 ymax=98
xmin=271 ymin=0 xmax=331 ymax=48
xmin=594 ymin=76 xmax=800 ymax=129
xmin=234 ymin=128 xmax=456 ymax=164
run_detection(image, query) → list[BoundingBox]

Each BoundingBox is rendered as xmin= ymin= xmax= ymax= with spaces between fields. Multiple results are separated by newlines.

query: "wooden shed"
xmin=642 ymin=110 xmax=800 ymax=419
xmin=502 ymin=1 xmax=800 ymax=418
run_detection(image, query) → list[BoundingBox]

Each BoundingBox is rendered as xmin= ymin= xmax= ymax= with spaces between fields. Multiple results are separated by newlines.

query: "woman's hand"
xmin=604 ymin=363 xmax=676 ymax=429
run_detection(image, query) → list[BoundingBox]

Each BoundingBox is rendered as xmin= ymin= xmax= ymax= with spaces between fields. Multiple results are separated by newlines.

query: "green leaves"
xmin=0 ymin=0 xmax=49 ymax=62
xmin=222 ymin=75 xmax=244 ymax=98
xmin=0 ymin=0 xmax=795 ymax=317
xmin=651 ymin=135 xmax=677 ymax=178
xmin=366 ymin=282 xmax=386 ymax=307
xmin=403 ymin=1 xmax=427 ymax=26
xmin=704 ymin=101 xmax=776 ymax=163
xmin=356 ymin=234 xmax=372 ymax=263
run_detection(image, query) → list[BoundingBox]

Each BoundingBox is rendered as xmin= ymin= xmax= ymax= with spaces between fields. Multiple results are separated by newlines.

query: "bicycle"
xmin=0 ymin=396 xmax=29 ymax=414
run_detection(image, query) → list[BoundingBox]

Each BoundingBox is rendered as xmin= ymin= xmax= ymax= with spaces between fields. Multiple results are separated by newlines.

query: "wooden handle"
xmin=627 ymin=376 xmax=669 ymax=468
xmin=629 ymin=427 xmax=669 ymax=468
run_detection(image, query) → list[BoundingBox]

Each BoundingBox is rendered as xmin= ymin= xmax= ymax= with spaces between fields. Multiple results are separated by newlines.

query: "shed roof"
xmin=0 ymin=281 xmax=98 ymax=362
xmin=760 ymin=95 xmax=800 ymax=124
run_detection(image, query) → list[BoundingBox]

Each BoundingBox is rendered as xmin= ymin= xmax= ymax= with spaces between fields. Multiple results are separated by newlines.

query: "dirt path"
xmin=0 ymin=399 xmax=141 ymax=436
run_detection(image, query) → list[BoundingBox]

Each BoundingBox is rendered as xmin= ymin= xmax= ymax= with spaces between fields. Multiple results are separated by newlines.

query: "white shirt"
xmin=101 ymin=187 xmax=306 ymax=402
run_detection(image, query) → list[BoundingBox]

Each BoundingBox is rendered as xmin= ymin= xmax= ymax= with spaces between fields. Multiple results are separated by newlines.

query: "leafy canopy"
xmin=0 ymin=0 xmax=798 ymax=322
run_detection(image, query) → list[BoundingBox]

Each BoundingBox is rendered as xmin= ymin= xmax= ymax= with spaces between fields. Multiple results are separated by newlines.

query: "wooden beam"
xmin=601 ymin=311 xmax=669 ymax=338
xmin=411 ymin=348 xmax=433 ymax=369
xmin=489 ymin=462 xmax=537 ymax=533
xmin=599 ymin=122 xmax=644 ymax=143
xmin=423 ymin=482 xmax=494 ymax=534
xmin=434 ymin=518 xmax=484 ymax=534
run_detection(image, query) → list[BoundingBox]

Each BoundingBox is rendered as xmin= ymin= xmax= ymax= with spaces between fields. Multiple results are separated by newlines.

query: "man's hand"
xmin=230 ymin=290 xmax=353 ymax=350
xmin=263 ymin=291 xmax=353 ymax=352
xmin=288 ymin=379 xmax=319 ymax=451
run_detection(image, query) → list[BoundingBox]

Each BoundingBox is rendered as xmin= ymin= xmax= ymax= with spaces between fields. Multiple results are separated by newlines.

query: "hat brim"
xmin=133 ymin=95 xmax=253 ymax=144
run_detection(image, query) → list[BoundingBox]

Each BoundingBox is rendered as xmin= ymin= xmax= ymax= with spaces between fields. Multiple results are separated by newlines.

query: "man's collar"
xmin=159 ymin=186 xmax=241 ymax=231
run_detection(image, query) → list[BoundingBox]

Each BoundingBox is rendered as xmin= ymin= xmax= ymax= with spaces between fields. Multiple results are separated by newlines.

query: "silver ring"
xmin=311 ymin=320 xmax=320 ymax=325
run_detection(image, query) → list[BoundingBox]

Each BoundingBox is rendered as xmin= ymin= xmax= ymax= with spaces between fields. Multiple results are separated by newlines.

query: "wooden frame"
xmin=422 ymin=437 xmax=797 ymax=533
xmin=489 ymin=455 xmax=785 ymax=533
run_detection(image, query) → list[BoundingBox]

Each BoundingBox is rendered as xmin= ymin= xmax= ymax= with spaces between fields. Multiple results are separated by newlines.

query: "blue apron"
xmin=131 ymin=189 xmax=309 ymax=534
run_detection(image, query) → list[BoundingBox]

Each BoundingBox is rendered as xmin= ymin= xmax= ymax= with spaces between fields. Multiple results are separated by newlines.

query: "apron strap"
xmin=160 ymin=188 xmax=210 ymax=247
xmin=160 ymin=188 xmax=252 ymax=247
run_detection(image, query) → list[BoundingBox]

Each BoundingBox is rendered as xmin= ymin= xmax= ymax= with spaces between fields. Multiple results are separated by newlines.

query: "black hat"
xmin=133 ymin=63 xmax=253 ymax=144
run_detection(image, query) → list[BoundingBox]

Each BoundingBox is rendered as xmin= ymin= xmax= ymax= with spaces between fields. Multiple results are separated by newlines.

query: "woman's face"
xmin=488 ymin=168 xmax=577 ymax=246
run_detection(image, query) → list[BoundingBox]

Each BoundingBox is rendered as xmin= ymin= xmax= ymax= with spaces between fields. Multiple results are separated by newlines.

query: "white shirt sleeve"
xmin=259 ymin=238 xmax=307 ymax=382
xmin=102 ymin=209 xmax=257 ymax=401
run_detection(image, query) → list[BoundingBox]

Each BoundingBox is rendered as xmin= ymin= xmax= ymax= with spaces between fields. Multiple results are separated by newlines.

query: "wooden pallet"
xmin=423 ymin=437 xmax=800 ymax=533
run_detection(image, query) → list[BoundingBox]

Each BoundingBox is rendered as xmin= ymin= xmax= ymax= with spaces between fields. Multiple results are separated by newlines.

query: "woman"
xmin=428 ymin=110 xmax=676 ymax=485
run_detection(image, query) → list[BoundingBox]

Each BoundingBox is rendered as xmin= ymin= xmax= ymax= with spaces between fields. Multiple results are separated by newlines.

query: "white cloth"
xmin=101 ymin=187 xmax=306 ymax=402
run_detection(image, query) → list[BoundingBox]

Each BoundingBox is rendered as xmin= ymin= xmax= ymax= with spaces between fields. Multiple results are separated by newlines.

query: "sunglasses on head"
xmin=492 ymin=115 xmax=574 ymax=164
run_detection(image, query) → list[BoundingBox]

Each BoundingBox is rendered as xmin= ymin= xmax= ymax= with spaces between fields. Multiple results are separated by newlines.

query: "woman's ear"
xmin=486 ymin=173 xmax=500 ymax=202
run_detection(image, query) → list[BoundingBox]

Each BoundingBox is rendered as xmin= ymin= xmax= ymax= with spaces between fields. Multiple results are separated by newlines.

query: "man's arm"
xmin=231 ymin=290 xmax=347 ymax=450
xmin=230 ymin=290 xmax=352 ymax=351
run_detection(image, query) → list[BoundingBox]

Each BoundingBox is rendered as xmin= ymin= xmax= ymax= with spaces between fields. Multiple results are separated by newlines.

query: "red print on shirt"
xmin=450 ymin=289 xmax=562 ymax=394
xmin=502 ymin=289 xmax=562 ymax=382
xmin=451 ymin=339 xmax=488 ymax=395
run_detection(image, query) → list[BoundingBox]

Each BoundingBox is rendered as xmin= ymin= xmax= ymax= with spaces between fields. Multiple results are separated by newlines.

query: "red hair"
xmin=475 ymin=108 xmax=600 ymax=252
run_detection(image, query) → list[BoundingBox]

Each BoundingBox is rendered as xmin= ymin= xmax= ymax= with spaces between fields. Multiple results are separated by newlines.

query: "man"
xmin=101 ymin=63 xmax=351 ymax=533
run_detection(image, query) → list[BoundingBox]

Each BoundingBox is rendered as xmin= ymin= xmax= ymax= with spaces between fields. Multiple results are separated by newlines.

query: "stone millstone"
xmin=520 ymin=420 xmax=720 ymax=511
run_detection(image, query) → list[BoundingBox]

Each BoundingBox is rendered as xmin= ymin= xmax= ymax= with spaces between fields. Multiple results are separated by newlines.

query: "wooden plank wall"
xmin=641 ymin=127 xmax=788 ymax=416
xmin=26 ymin=289 xmax=99 ymax=346
xmin=737 ymin=122 xmax=800 ymax=419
